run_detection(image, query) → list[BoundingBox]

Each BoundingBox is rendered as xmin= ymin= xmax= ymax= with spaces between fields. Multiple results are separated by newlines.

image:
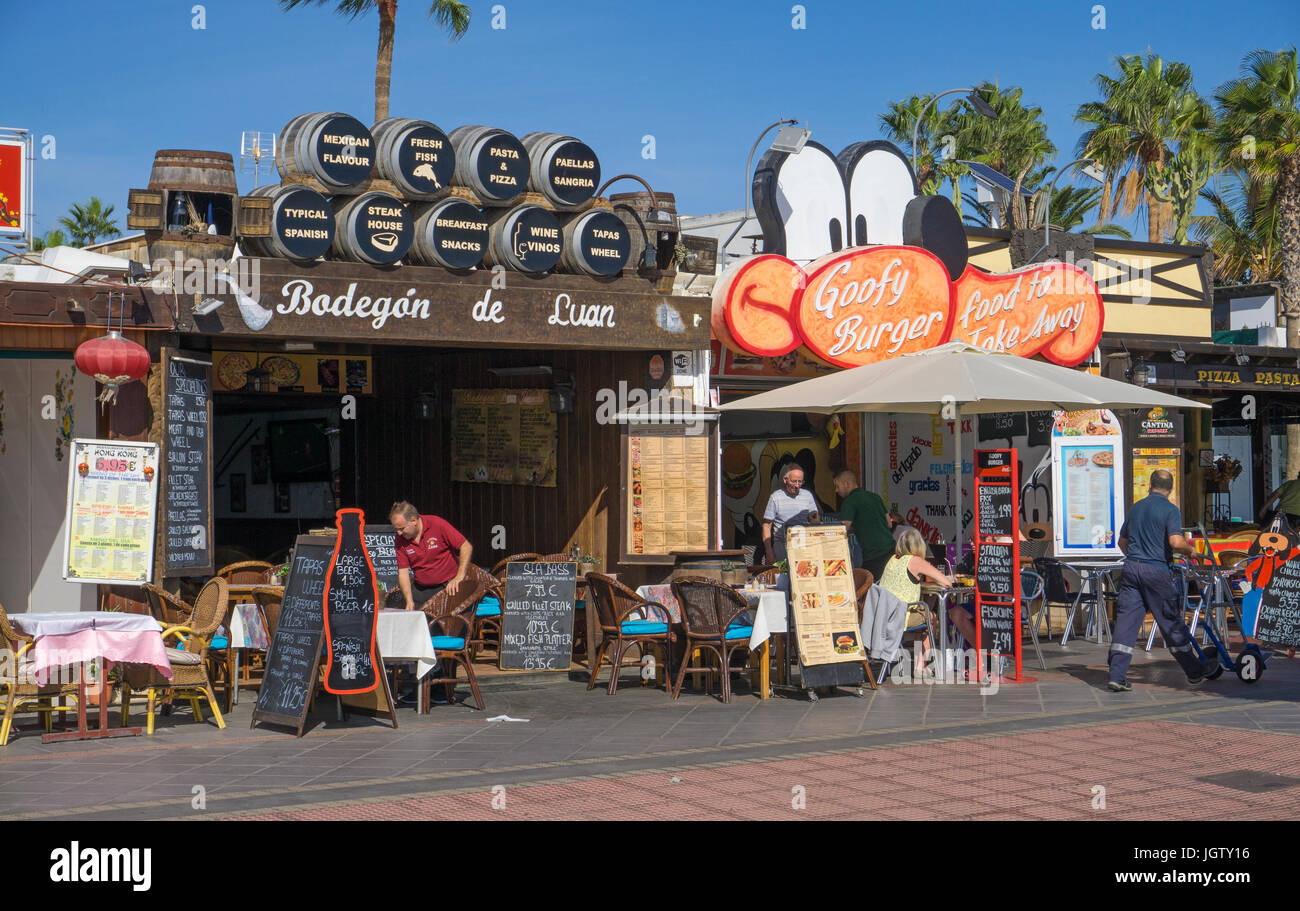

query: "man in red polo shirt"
xmin=390 ymin=501 xmax=473 ymax=610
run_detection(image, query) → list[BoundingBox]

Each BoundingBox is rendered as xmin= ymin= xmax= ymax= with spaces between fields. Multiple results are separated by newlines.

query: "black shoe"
xmin=1186 ymin=674 xmax=1205 ymax=687
xmin=1107 ymin=680 xmax=1132 ymax=693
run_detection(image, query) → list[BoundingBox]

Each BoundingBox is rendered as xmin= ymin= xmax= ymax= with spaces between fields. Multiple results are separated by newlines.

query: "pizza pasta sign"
xmin=712 ymin=245 xmax=1104 ymax=369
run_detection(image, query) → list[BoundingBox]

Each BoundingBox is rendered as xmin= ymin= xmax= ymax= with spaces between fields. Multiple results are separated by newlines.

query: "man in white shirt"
xmin=762 ymin=464 xmax=819 ymax=564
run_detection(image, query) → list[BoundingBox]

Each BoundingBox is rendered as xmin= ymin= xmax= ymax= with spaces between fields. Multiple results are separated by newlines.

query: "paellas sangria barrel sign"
xmin=331 ymin=192 xmax=414 ymax=265
xmin=372 ymin=116 xmax=455 ymax=200
xmin=277 ymin=112 xmax=375 ymax=189
xmin=522 ymin=132 xmax=600 ymax=209
xmin=323 ymin=509 xmax=380 ymax=695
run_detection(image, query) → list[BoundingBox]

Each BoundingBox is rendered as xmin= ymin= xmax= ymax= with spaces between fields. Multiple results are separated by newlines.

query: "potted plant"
xmin=578 ymin=553 xmax=603 ymax=576
xmin=721 ymin=561 xmax=746 ymax=587
xmin=1204 ymin=454 xmax=1243 ymax=492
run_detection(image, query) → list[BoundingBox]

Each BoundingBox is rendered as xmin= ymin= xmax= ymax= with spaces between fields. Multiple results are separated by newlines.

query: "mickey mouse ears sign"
xmin=714 ymin=139 xmax=1103 ymax=369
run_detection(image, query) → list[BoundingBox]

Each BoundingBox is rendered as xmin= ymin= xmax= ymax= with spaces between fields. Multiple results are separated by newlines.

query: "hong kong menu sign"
xmin=712 ymin=246 xmax=1103 ymax=369
xmin=62 ymin=439 xmax=160 ymax=585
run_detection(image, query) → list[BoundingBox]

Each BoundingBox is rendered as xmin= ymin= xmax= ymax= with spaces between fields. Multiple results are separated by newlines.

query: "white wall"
xmin=0 ymin=358 xmax=97 ymax=612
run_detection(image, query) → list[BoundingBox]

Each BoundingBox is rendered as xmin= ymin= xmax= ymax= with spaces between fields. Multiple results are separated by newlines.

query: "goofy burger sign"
xmin=712 ymin=139 xmax=1103 ymax=369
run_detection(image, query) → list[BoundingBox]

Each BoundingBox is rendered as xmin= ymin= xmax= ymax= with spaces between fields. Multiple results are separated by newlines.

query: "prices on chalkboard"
xmin=324 ymin=509 xmax=380 ymax=695
xmin=162 ymin=350 xmax=214 ymax=577
xmin=974 ymin=448 xmax=1022 ymax=681
xmin=1249 ymin=536 xmax=1300 ymax=648
xmin=976 ymin=543 xmax=1015 ymax=598
xmin=500 ymin=562 xmax=576 ymax=671
xmin=977 ymin=484 xmax=1014 ymax=538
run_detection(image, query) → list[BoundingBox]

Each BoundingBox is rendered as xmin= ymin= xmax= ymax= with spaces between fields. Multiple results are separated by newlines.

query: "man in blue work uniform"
xmin=1109 ymin=469 xmax=1206 ymax=692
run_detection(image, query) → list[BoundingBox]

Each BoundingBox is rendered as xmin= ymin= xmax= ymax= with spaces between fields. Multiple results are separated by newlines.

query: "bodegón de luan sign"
xmin=239 ymin=112 xmax=629 ymax=276
xmin=712 ymin=137 xmax=1104 ymax=368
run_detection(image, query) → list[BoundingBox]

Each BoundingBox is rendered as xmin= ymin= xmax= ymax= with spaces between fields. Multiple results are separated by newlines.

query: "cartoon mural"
xmin=721 ymin=432 xmax=842 ymax=560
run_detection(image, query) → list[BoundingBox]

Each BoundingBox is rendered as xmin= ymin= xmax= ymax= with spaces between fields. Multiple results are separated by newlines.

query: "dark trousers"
xmin=387 ymin=581 xmax=446 ymax=610
xmin=1109 ymin=561 xmax=1203 ymax=683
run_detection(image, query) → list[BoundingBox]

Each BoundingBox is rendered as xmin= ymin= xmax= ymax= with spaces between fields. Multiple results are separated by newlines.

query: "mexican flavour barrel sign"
xmin=974 ymin=449 xmax=1022 ymax=681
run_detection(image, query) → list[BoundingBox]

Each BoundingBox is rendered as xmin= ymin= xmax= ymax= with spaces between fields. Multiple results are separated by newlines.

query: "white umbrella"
xmin=717 ymin=341 xmax=1208 ymax=546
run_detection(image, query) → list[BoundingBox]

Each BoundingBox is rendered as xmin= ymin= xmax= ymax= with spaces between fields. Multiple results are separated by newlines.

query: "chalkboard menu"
xmin=1248 ymin=533 xmax=1300 ymax=648
xmin=974 ymin=448 xmax=1022 ymax=680
xmin=162 ymin=349 xmax=214 ymax=577
xmin=499 ymin=561 xmax=576 ymax=670
xmin=252 ymin=535 xmax=332 ymax=735
xmin=1027 ymin=411 xmax=1053 ymax=447
xmin=978 ymin=600 xmax=1016 ymax=657
xmin=363 ymin=524 xmax=399 ymax=591
xmin=976 ymin=543 xmax=1015 ymax=599
xmin=977 ymin=483 xmax=1014 ymax=538
xmin=323 ymin=509 xmax=380 ymax=695
xmin=978 ymin=412 xmax=1027 ymax=445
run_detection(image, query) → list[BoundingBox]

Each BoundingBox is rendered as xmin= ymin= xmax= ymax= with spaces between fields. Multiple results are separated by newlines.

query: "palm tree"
xmin=1074 ymin=53 xmax=1212 ymax=242
xmin=30 ymin=228 xmax=69 ymax=252
xmin=280 ymin=0 xmax=471 ymax=123
xmin=1038 ymin=182 xmax=1132 ymax=238
xmin=1192 ymin=168 xmax=1278 ymax=282
xmin=57 ymin=198 xmax=119 ymax=247
xmin=879 ymin=95 xmax=953 ymax=195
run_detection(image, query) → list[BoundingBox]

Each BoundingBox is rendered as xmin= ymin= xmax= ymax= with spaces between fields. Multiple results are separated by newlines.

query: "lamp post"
xmin=719 ymin=119 xmax=811 ymax=263
xmin=910 ymin=88 xmax=997 ymax=180
xmin=1028 ymin=157 xmax=1100 ymax=262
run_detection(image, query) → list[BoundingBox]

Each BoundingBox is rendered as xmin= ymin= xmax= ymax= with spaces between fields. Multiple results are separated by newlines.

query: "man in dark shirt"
xmin=834 ymin=470 xmax=895 ymax=579
xmin=1109 ymin=470 xmax=1204 ymax=692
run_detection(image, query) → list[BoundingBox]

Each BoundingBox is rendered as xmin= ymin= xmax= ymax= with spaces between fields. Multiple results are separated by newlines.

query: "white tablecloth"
xmin=377 ymin=609 xmax=438 ymax=679
xmin=743 ymin=591 xmax=788 ymax=651
xmin=11 ymin=611 xmax=162 ymax=637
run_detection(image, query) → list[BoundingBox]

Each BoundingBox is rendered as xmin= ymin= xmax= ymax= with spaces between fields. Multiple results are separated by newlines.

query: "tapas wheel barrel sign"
xmin=715 ymin=137 xmax=1104 ymax=369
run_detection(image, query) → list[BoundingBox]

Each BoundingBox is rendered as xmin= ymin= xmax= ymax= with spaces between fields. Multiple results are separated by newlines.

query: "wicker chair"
xmin=467 ymin=565 xmax=507 ymax=661
xmin=140 ymin=582 xmax=194 ymax=627
xmin=0 ymin=603 xmax=82 ymax=745
xmin=418 ymin=575 xmax=488 ymax=710
xmin=585 ymin=573 xmax=675 ymax=696
xmin=120 ymin=577 xmax=229 ymax=735
xmin=669 ymin=577 xmax=756 ymax=703
xmin=217 ymin=561 xmax=273 ymax=584
xmin=853 ymin=569 xmax=874 ymax=625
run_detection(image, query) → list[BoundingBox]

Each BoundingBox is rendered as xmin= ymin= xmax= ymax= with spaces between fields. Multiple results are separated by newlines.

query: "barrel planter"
xmin=372 ymin=117 xmax=455 ymax=200
xmin=521 ymin=132 xmax=600 ymax=210
xmin=330 ymin=192 xmax=413 ymax=265
xmin=142 ymin=149 xmax=239 ymax=264
xmin=277 ymin=112 xmax=375 ymax=190
xmin=558 ymin=208 xmax=630 ymax=276
xmin=238 ymin=184 xmax=334 ymax=262
xmin=408 ymin=198 xmax=488 ymax=270
xmin=482 ymin=204 xmax=562 ymax=273
xmin=448 ymin=125 xmax=530 ymax=203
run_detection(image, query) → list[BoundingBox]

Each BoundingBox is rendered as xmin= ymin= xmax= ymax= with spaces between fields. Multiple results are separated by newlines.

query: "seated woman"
xmin=878 ymin=529 xmax=953 ymax=640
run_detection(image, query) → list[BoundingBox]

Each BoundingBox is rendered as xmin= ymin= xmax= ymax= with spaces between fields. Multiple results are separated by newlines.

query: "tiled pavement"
xmin=2 ymin=639 xmax=1298 ymax=820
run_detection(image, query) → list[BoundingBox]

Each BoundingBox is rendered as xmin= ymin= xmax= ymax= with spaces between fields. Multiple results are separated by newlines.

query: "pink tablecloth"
xmin=10 ymin=613 xmax=171 ymax=686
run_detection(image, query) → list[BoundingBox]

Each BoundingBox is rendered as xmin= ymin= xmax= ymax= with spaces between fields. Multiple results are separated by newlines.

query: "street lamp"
xmin=720 ymin=119 xmax=811 ymax=261
xmin=1028 ymin=157 xmax=1102 ymax=262
xmin=910 ymin=88 xmax=998 ymax=178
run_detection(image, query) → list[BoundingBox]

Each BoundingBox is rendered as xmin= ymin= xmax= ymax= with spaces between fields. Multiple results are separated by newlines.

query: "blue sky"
xmin=8 ymin=0 xmax=1299 ymax=242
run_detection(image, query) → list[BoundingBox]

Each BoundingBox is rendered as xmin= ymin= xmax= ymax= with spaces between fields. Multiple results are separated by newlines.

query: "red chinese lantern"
xmin=74 ymin=331 xmax=151 ymax=404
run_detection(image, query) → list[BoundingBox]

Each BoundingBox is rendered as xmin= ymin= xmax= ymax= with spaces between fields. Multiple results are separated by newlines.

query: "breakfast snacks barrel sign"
xmin=712 ymin=246 xmax=1103 ymax=369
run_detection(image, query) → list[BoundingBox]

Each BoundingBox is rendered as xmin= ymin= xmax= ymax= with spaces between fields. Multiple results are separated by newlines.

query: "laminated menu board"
xmin=975 ymin=449 xmax=1021 ymax=680
xmin=500 ymin=561 xmax=577 ymax=670
xmin=626 ymin=427 xmax=711 ymax=556
xmin=62 ymin=439 xmax=159 ymax=585
xmin=786 ymin=525 xmax=864 ymax=668
xmin=1050 ymin=409 xmax=1124 ymax=559
xmin=450 ymin=389 xmax=557 ymax=486
xmin=252 ymin=535 xmax=332 ymax=736
xmin=161 ymin=349 xmax=214 ymax=577
xmin=1132 ymin=449 xmax=1181 ymax=508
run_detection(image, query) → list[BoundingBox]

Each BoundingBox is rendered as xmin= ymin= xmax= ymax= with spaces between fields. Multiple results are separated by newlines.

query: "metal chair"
xmin=584 ymin=573 xmax=675 ymax=696
xmin=1148 ymin=563 xmax=1206 ymax=651
xmin=1019 ymin=570 xmax=1048 ymax=671
xmin=669 ymin=577 xmax=756 ymax=703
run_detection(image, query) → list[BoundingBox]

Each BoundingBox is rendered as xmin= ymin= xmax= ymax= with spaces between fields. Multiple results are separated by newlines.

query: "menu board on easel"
xmin=62 ymin=439 xmax=160 ymax=585
xmin=1050 ymin=410 xmax=1124 ymax=559
xmin=975 ymin=449 xmax=1021 ymax=681
xmin=786 ymin=524 xmax=865 ymax=687
xmin=450 ymin=389 xmax=557 ymax=486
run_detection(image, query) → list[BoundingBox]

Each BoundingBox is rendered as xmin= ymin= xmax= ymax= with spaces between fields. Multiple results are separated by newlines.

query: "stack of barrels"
xmin=233 ymin=111 xmax=635 ymax=276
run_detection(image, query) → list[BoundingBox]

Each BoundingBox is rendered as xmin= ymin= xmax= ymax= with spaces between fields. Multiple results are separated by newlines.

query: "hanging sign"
xmin=62 ymin=439 xmax=159 ymax=585
xmin=974 ymin=449 xmax=1021 ymax=681
xmin=1050 ymin=410 xmax=1125 ymax=559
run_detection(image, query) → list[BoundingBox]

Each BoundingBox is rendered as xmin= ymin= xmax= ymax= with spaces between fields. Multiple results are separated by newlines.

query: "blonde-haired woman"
xmin=878 ymin=529 xmax=954 ymax=638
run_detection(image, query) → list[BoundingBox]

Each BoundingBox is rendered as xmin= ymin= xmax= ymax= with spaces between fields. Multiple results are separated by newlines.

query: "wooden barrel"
xmin=409 ymin=198 xmax=488 ymax=270
xmin=521 ymin=132 xmax=600 ymax=209
xmin=558 ymin=209 xmax=630 ymax=276
xmin=238 ymin=184 xmax=334 ymax=262
xmin=143 ymin=149 xmax=238 ymax=263
xmin=276 ymin=112 xmax=375 ymax=190
xmin=482 ymin=204 xmax=562 ymax=273
xmin=372 ymin=117 xmax=455 ymax=200
xmin=147 ymin=149 xmax=238 ymax=194
xmin=330 ymin=192 xmax=413 ymax=265
xmin=610 ymin=190 xmax=677 ymax=270
xmin=448 ymin=125 xmax=529 ymax=203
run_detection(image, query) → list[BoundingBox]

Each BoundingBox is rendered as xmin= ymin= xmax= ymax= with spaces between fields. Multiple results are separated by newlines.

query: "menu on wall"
xmin=450 ymin=389 xmax=556 ymax=486
xmin=1050 ymin=410 xmax=1124 ymax=559
xmin=62 ymin=439 xmax=159 ymax=585
xmin=785 ymin=525 xmax=864 ymax=667
xmin=627 ymin=429 xmax=711 ymax=555
xmin=162 ymin=350 xmax=214 ymax=577
xmin=1132 ymin=449 xmax=1181 ymax=507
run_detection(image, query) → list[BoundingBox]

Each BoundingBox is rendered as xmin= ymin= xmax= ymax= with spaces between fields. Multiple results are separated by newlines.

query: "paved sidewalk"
xmin=1 ymin=639 xmax=1296 ymax=821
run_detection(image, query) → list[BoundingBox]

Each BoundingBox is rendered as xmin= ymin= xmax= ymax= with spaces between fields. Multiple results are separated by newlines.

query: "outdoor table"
xmin=226 ymin=603 xmax=270 ymax=706
xmin=1059 ymin=560 xmax=1126 ymax=645
xmin=10 ymin=611 xmax=169 ymax=743
xmin=377 ymin=609 xmax=439 ymax=713
xmin=921 ymin=583 xmax=975 ymax=677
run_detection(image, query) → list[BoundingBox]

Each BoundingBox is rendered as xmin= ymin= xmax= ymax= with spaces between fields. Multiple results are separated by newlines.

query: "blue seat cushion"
xmin=476 ymin=595 xmax=502 ymax=617
xmin=621 ymin=620 xmax=668 ymax=635
xmin=431 ymin=635 xmax=466 ymax=650
xmin=210 ymin=636 xmax=228 ymax=650
xmin=724 ymin=625 xmax=753 ymax=641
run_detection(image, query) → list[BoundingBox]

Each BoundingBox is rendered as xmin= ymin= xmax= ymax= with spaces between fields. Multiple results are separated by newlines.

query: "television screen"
xmin=268 ymin=420 xmax=332 ymax=483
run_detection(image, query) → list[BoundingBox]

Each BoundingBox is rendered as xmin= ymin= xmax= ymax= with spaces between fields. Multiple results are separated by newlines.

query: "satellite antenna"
xmin=239 ymin=131 xmax=276 ymax=188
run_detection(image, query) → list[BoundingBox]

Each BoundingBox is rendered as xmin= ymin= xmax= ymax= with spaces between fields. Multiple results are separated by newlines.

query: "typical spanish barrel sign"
xmin=240 ymin=184 xmax=335 ymax=261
